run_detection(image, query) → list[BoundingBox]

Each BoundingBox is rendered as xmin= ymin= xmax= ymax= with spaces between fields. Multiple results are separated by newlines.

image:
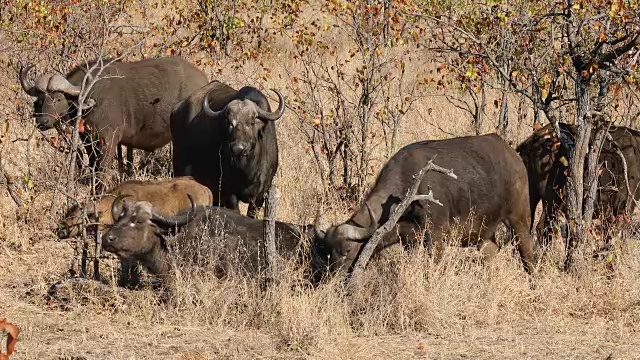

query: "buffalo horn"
xmin=255 ymin=89 xmax=285 ymax=122
xmin=19 ymin=64 xmax=39 ymax=97
xmin=110 ymin=194 xmax=131 ymax=222
xmin=341 ymin=203 xmax=377 ymax=240
xmin=47 ymin=74 xmax=81 ymax=97
xmin=313 ymin=200 xmax=330 ymax=239
xmin=202 ymin=90 xmax=226 ymax=119
xmin=151 ymin=194 xmax=198 ymax=228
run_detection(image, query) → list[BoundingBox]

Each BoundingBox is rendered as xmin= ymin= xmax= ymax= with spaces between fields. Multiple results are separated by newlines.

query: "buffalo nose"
xmin=231 ymin=142 xmax=247 ymax=155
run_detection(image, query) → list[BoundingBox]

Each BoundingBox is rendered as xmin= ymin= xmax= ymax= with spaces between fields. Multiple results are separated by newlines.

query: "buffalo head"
xmin=202 ymin=88 xmax=285 ymax=158
xmin=102 ymin=194 xmax=197 ymax=259
xmin=19 ymin=64 xmax=96 ymax=130
xmin=313 ymin=204 xmax=377 ymax=273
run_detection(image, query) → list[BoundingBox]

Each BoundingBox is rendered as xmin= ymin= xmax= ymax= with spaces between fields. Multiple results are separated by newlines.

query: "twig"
xmin=347 ymin=159 xmax=456 ymax=290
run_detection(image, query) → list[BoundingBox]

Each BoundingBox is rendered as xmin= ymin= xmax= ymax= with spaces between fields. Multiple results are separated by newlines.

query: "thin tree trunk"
xmin=264 ymin=184 xmax=281 ymax=281
xmin=565 ymin=77 xmax=593 ymax=270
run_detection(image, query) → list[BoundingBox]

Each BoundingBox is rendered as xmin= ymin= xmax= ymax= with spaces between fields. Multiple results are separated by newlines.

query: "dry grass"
xmin=1 ymin=2 xmax=640 ymax=359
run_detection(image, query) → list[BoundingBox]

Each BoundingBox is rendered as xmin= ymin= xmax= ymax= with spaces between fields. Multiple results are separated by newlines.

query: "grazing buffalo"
xmin=20 ymin=56 xmax=208 ymax=189
xmin=314 ymin=134 xmax=535 ymax=275
xmin=56 ymin=176 xmax=213 ymax=287
xmin=102 ymin=197 xmax=315 ymax=290
xmin=170 ymin=81 xmax=285 ymax=218
xmin=516 ymin=122 xmax=640 ymax=249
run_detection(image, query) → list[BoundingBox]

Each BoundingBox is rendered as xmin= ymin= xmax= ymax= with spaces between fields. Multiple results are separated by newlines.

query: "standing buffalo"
xmin=516 ymin=122 xmax=640 ymax=249
xmin=314 ymin=134 xmax=535 ymax=275
xmin=170 ymin=81 xmax=285 ymax=218
xmin=20 ymin=56 xmax=209 ymax=189
xmin=56 ymin=176 xmax=214 ymax=287
xmin=102 ymin=197 xmax=315 ymax=290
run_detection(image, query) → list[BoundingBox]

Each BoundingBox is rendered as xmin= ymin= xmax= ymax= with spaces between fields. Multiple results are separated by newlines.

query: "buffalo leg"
xmin=540 ymin=195 xmax=561 ymax=249
xmin=117 ymin=145 xmax=124 ymax=175
xmin=247 ymin=195 xmax=265 ymax=219
xmin=95 ymin=141 xmax=117 ymax=193
xmin=425 ymin=226 xmax=446 ymax=264
xmin=528 ymin=179 xmax=542 ymax=233
xmin=477 ymin=239 xmax=499 ymax=264
xmin=126 ymin=147 xmax=134 ymax=177
xmin=118 ymin=258 xmax=142 ymax=289
xmin=515 ymin=228 xmax=536 ymax=274
xmin=507 ymin=208 xmax=536 ymax=274
xmin=223 ymin=194 xmax=241 ymax=214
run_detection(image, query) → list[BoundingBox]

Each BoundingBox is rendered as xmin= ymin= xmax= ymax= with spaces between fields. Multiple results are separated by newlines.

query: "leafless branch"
xmin=347 ymin=159 xmax=456 ymax=290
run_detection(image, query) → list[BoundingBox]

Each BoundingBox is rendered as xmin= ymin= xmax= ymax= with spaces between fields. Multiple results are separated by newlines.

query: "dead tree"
xmin=347 ymin=159 xmax=457 ymax=290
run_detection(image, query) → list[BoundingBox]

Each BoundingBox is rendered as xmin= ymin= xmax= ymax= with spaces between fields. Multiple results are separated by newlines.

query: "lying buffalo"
xmin=20 ymin=56 xmax=208 ymax=189
xmin=102 ymin=197 xmax=315 ymax=291
xmin=516 ymin=122 xmax=640 ymax=249
xmin=170 ymin=81 xmax=285 ymax=218
xmin=314 ymin=134 xmax=535 ymax=275
xmin=56 ymin=176 xmax=213 ymax=287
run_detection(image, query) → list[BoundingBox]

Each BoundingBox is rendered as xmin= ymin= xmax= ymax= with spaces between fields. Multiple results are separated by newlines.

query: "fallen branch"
xmin=347 ymin=159 xmax=457 ymax=290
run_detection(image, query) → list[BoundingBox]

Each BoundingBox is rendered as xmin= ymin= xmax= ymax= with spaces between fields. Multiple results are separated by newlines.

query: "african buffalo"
xmin=20 ymin=56 xmax=209 ymax=188
xmin=56 ymin=176 xmax=213 ymax=287
xmin=170 ymin=81 xmax=285 ymax=218
xmin=314 ymin=134 xmax=535 ymax=275
xmin=102 ymin=197 xmax=315 ymax=290
xmin=516 ymin=122 xmax=640 ymax=249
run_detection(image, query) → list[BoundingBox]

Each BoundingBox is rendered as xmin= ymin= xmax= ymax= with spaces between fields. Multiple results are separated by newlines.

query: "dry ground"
xmin=2 ymin=2 xmax=640 ymax=359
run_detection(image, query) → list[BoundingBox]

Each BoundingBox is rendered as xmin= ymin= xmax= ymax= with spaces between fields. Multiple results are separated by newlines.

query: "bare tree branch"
xmin=347 ymin=159 xmax=456 ymax=290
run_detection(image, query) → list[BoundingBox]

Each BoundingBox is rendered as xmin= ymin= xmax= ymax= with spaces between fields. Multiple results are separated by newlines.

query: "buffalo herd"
xmin=21 ymin=55 xmax=638 ymax=291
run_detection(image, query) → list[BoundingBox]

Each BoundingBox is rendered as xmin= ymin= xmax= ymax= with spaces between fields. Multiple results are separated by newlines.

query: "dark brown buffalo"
xmin=516 ymin=122 xmax=640 ymax=249
xmin=314 ymin=134 xmax=535 ymax=275
xmin=20 ymin=56 xmax=208 ymax=188
xmin=101 ymin=198 xmax=315 ymax=290
xmin=170 ymin=81 xmax=285 ymax=218
xmin=56 ymin=176 xmax=214 ymax=287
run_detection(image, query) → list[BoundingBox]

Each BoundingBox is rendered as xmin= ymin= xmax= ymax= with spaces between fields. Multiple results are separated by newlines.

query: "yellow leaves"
xmin=559 ymin=156 xmax=569 ymax=167
xmin=496 ymin=10 xmax=508 ymax=26
xmin=23 ymin=175 xmax=34 ymax=190
xmin=465 ymin=65 xmax=479 ymax=80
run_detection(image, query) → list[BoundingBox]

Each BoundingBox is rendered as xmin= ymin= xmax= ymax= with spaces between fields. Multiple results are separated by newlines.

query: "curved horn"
xmin=313 ymin=203 xmax=329 ymax=240
xmin=340 ymin=203 xmax=377 ymax=240
xmin=110 ymin=194 xmax=131 ymax=222
xmin=19 ymin=64 xmax=39 ymax=97
xmin=47 ymin=74 xmax=81 ymax=97
xmin=255 ymin=89 xmax=285 ymax=122
xmin=151 ymin=193 xmax=198 ymax=228
xmin=202 ymin=90 xmax=226 ymax=119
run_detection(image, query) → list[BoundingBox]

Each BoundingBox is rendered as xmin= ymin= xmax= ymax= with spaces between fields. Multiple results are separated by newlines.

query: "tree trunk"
xmin=264 ymin=184 xmax=281 ymax=281
xmin=564 ymin=76 xmax=593 ymax=270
